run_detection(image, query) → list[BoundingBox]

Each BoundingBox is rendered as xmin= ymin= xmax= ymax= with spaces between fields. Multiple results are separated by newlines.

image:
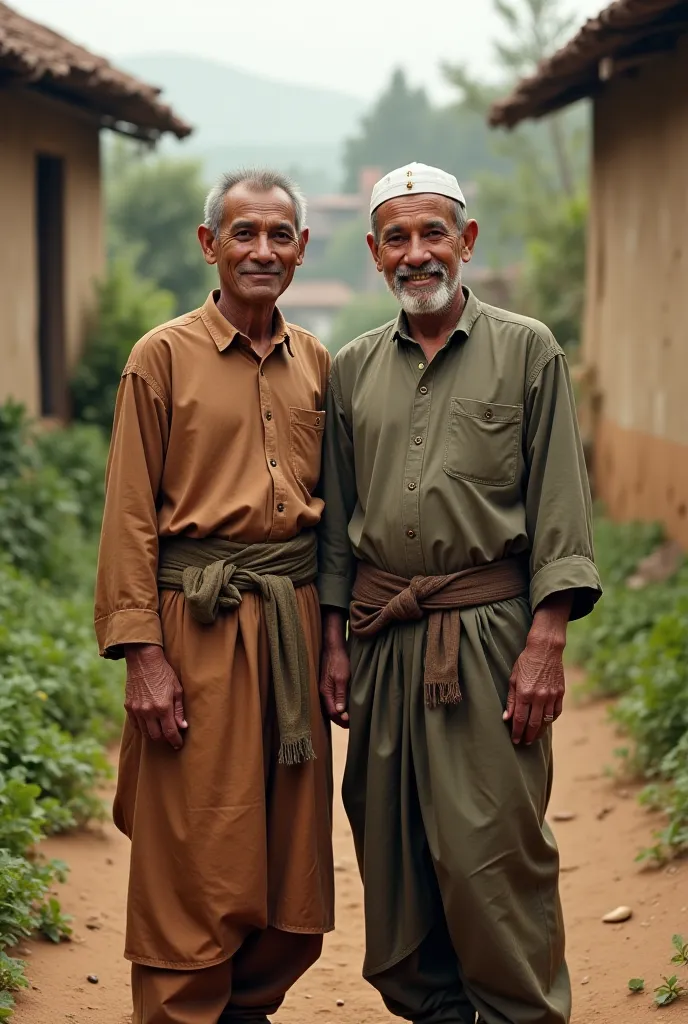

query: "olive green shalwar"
xmin=317 ymin=289 xmax=602 ymax=1024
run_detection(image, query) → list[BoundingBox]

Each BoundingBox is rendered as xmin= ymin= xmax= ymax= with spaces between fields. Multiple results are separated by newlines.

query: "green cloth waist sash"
xmin=158 ymin=531 xmax=317 ymax=765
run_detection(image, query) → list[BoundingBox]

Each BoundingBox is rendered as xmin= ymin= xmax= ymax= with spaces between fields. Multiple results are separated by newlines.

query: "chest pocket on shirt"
xmin=443 ymin=397 xmax=522 ymax=487
xmin=290 ymin=407 xmax=326 ymax=494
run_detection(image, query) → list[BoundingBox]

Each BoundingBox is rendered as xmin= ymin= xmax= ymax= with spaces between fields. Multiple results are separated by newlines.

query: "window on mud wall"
xmin=36 ymin=153 xmax=67 ymax=418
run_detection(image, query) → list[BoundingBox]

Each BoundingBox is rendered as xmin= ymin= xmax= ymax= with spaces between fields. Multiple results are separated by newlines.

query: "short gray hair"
xmin=203 ymin=168 xmax=307 ymax=236
xmin=371 ymin=199 xmax=467 ymax=243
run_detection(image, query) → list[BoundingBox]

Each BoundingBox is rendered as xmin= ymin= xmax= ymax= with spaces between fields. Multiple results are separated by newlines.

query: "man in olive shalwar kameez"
xmin=318 ymin=163 xmax=602 ymax=1024
xmin=95 ymin=169 xmax=334 ymax=1024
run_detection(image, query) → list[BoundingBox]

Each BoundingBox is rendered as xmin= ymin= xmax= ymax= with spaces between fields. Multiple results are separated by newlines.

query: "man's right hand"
xmin=320 ymin=610 xmax=351 ymax=729
xmin=124 ymin=644 xmax=187 ymax=750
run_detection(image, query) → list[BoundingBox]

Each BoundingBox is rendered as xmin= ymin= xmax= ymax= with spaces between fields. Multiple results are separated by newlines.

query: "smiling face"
xmin=368 ymin=193 xmax=478 ymax=316
xmin=198 ymin=183 xmax=307 ymax=305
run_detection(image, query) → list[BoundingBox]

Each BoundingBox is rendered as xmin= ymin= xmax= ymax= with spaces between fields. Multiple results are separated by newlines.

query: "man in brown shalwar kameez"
xmin=95 ymin=169 xmax=334 ymax=1024
xmin=318 ymin=163 xmax=603 ymax=1024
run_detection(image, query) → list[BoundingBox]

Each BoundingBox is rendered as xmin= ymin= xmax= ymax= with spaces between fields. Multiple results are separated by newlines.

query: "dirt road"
xmin=13 ymin=686 xmax=688 ymax=1023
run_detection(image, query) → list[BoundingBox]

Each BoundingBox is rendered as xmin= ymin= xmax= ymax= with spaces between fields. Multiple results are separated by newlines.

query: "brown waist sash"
xmin=350 ymin=557 xmax=530 ymax=708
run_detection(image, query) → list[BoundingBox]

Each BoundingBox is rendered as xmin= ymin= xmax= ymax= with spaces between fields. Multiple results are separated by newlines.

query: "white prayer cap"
xmin=370 ymin=162 xmax=466 ymax=216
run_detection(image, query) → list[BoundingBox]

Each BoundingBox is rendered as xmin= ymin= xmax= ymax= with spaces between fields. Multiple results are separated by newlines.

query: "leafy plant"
xmin=671 ymin=934 xmax=688 ymax=968
xmin=627 ymin=977 xmax=644 ymax=993
xmin=654 ymin=975 xmax=684 ymax=1007
xmin=37 ymin=898 xmax=73 ymax=944
xmin=568 ymin=514 xmax=688 ymax=861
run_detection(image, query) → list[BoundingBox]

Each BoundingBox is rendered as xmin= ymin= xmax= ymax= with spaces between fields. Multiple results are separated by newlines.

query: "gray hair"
xmin=203 ymin=168 xmax=308 ymax=236
xmin=371 ymin=199 xmax=467 ymax=243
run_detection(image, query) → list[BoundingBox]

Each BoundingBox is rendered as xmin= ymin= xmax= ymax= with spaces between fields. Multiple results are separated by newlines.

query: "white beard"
xmin=387 ymin=262 xmax=462 ymax=316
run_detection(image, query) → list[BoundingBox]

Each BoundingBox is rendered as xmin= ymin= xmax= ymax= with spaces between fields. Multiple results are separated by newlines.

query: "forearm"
xmin=322 ymin=607 xmax=348 ymax=649
xmin=528 ymin=590 xmax=573 ymax=649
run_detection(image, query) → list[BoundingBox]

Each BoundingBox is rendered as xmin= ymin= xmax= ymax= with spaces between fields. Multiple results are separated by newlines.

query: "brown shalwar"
xmin=318 ymin=289 xmax=603 ymax=1024
xmin=95 ymin=291 xmax=334 ymax=1022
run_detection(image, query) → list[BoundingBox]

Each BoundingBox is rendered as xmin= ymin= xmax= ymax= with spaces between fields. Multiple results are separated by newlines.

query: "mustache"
xmin=238 ymin=263 xmax=283 ymax=275
xmin=395 ymin=259 xmax=448 ymax=282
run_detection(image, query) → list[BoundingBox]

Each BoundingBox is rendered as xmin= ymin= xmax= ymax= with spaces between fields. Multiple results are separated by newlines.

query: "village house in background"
xmin=491 ymin=0 xmax=688 ymax=548
xmin=279 ymin=280 xmax=354 ymax=340
xmin=0 ymin=1 xmax=190 ymax=420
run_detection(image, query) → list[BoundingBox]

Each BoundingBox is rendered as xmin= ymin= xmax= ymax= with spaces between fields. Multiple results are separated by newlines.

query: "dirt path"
xmin=13 ymin=683 xmax=688 ymax=1024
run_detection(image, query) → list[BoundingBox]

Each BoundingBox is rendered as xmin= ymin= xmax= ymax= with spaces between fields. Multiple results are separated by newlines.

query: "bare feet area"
xmin=13 ymin=680 xmax=688 ymax=1024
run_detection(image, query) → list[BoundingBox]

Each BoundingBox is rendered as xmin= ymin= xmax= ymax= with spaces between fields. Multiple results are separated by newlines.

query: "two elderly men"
xmin=96 ymin=159 xmax=600 ymax=1024
xmin=318 ymin=163 xmax=601 ymax=1024
xmin=95 ymin=169 xmax=333 ymax=1023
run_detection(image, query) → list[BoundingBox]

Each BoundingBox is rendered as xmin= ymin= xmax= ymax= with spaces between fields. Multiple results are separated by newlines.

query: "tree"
xmin=342 ymin=69 xmax=513 ymax=196
xmin=106 ymin=147 xmax=214 ymax=314
xmin=445 ymin=0 xmax=590 ymax=344
xmin=445 ymin=0 xmax=581 ymax=198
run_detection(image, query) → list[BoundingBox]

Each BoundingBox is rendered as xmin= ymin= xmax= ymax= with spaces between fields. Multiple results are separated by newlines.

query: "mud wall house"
xmin=490 ymin=0 xmax=688 ymax=548
xmin=0 ymin=2 xmax=190 ymax=420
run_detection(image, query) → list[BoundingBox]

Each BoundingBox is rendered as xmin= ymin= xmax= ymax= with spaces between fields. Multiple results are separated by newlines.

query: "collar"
xmin=392 ymin=286 xmax=482 ymax=346
xmin=200 ymin=290 xmax=294 ymax=356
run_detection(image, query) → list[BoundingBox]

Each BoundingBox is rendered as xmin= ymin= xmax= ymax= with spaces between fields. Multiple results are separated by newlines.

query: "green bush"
xmin=570 ymin=515 xmax=688 ymax=861
xmin=0 ymin=403 xmax=122 ymax=1014
xmin=71 ymin=257 xmax=175 ymax=432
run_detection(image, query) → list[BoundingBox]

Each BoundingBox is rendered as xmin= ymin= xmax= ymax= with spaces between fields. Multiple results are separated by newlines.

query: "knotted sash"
xmin=158 ymin=532 xmax=317 ymax=765
xmin=350 ymin=557 xmax=530 ymax=707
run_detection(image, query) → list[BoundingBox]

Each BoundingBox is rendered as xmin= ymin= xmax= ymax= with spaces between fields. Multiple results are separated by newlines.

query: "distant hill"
xmin=119 ymin=54 xmax=366 ymax=191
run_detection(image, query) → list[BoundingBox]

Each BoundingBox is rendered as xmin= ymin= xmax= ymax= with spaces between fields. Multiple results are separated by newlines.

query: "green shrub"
xmin=0 ymin=402 xmax=122 ymax=1013
xmin=71 ymin=256 xmax=175 ymax=432
xmin=570 ymin=515 xmax=688 ymax=861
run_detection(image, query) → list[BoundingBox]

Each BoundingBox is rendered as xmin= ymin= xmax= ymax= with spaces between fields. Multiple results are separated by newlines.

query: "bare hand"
xmin=503 ymin=635 xmax=565 ymax=745
xmin=124 ymin=644 xmax=187 ymax=750
xmin=319 ymin=642 xmax=351 ymax=729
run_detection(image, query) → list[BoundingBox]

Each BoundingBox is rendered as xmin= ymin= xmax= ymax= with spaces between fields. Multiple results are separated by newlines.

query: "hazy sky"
xmin=16 ymin=0 xmax=606 ymax=102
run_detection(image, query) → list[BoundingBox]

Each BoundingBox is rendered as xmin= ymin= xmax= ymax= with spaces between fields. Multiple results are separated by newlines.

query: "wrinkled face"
xmin=368 ymin=194 xmax=476 ymax=316
xmin=199 ymin=183 xmax=307 ymax=304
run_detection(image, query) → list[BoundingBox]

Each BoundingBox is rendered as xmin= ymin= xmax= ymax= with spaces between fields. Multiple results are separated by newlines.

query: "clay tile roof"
xmin=0 ymin=1 xmax=192 ymax=140
xmin=489 ymin=0 xmax=688 ymax=128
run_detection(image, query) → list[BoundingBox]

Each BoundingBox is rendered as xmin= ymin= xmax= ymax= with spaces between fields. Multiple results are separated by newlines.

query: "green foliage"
xmin=326 ymin=292 xmax=399 ymax=356
xmin=569 ymin=515 xmax=688 ymax=862
xmin=655 ymin=975 xmax=683 ymax=1007
xmin=627 ymin=977 xmax=645 ymax=993
xmin=519 ymin=193 xmax=588 ymax=347
xmin=671 ymin=934 xmax=688 ymax=968
xmin=444 ymin=0 xmax=590 ymax=343
xmin=71 ymin=256 xmax=175 ymax=432
xmin=342 ymin=69 xmax=512 ymax=195
xmin=107 ymin=150 xmax=214 ymax=314
xmin=0 ymin=403 xmax=123 ymax=1014
xmin=0 ymin=403 xmax=95 ymax=589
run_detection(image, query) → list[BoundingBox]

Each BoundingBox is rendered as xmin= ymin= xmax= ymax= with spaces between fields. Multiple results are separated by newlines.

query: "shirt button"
xmin=270 ymin=459 xmax=277 ymax=467
xmin=484 ymin=408 xmax=494 ymax=420
xmin=419 ymin=386 xmax=428 ymax=395
xmin=418 ymin=362 xmax=425 ymax=370
xmin=408 ymin=482 xmax=417 ymax=490
xmin=265 ymin=411 xmax=272 ymax=420
xmin=414 ymin=436 xmax=423 ymax=445
xmin=407 ymin=529 xmax=416 ymax=538
xmin=260 ymin=369 xmax=265 ymax=377
xmin=277 ymin=503 xmax=285 ymax=512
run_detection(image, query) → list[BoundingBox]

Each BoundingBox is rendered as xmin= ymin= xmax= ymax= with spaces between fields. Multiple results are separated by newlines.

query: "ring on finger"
xmin=544 ymin=715 xmax=555 ymax=723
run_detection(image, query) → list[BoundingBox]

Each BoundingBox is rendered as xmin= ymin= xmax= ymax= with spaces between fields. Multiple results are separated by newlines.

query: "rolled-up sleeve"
xmin=94 ymin=368 xmax=169 ymax=658
xmin=525 ymin=351 xmax=602 ymax=620
xmin=317 ymin=363 xmax=357 ymax=610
